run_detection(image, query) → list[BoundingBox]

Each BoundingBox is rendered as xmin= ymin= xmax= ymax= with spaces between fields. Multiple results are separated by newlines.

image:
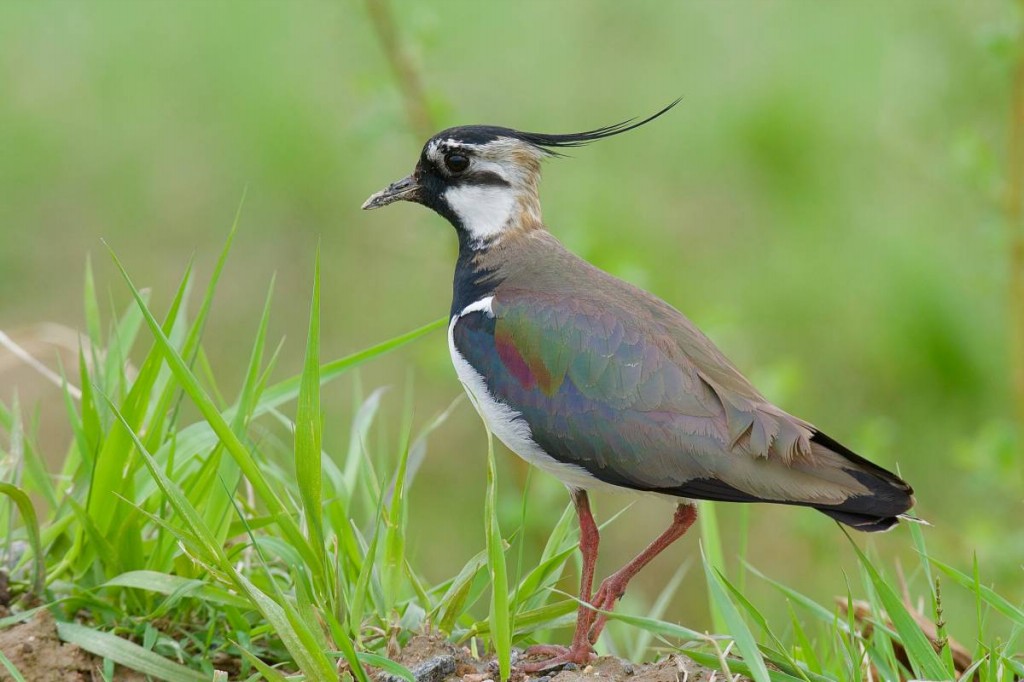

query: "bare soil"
xmin=376 ymin=634 xmax=738 ymax=682
xmin=0 ymin=609 xmax=730 ymax=681
xmin=0 ymin=611 xmax=145 ymax=682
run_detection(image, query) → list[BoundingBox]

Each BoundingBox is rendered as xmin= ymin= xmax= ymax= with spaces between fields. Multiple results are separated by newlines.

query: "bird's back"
xmin=454 ymin=230 xmax=914 ymax=531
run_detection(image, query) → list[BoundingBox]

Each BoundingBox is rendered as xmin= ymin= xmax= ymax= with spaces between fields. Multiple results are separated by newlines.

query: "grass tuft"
xmin=0 ymin=235 xmax=1019 ymax=680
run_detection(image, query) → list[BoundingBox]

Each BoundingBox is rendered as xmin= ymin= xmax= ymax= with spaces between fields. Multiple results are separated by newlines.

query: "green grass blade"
xmin=87 ymin=257 xmax=193 ymax=538
xmin=747 ymin=563 xmax=852 ymax=633
xmin=321 ymin=603 xmax=368 ymax=682
xmin=76 ymin=344 xmax=102 ymax=463
xmin=513 ymin=545 xmax=577 ymax=610
xmin=0 ymin=650 xmax=26 ymax=682
xmin=257 ymin=317 xmax=446 ymax=412
xmin=468 ymin=599 xmax=576 ymax=638
xmin=144 ymin=321 xmax=443 ymax=479
xmin=629 ymin=561 xmax=689 ymax=662
xmin=343 ymin=385 xmax=386 ymax=502
xmin=234 ymin=275 xmax=276 ymax=433
xmin=17 ymin=391 xmax=58 ymax=511
xmin=382 ymin=385 xmax=414 ymax=612
xmin=700 ymin=501 xmax=728 ymax=633
xmin=930 ymin=557 xmax=1024 ymax=627
xmin=56 ymin=622 xmax=208 ymax=682
xmin=484 ymin=427 xmax=511 ymax=681
xmin=106 ymin=245 xmax=321 ymax=576
xmin=203 ymin=277 xmax=277 ymax=544
xmin=702 ymin=548 xmax=771 ymax=682
xmin=719 ymin=571 xmax=811 ymax=682
xmin=845 ymin=534 xmax=950 ymax=681
xmin=229 ymin=479 xmax=348 ymax=682
xmin=682 ymin=650 xmax=810 ymax=682
xmin=598 ymin=610 xmax=708 ymax=642
xmin=435 ymin=549 xmax=489 ymax=633
xmin=908 ymin=522 xmax=957 ymax=672
xmin=103 ymin=570 xmax=250 ymax=609
xmin=178 ymin=191 xmax=243 ymax=370
xmin=347 ymin=496 xmax=386 ymax=640
xmin=785 ymin=600 xmax=822 ymax=675
xmin=236 ymin=647 xmax=290 ymax=682
xmin=0 ymin=482 xmax=45 ymax=595
xmin=295 ymin=248 xmax=327 ymax=581
xmin=357 ymin=653 xmax=416 ymax=682
xmin=233 ymin=561 xmax=340 ymax=681
xmin=103 ymin=394 xmax=225 ymax=566
xmin=83 ymin=255 xmax=103 ymax=352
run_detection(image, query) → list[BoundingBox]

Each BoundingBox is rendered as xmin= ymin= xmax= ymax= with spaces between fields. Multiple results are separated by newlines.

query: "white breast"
xmin=447 ymin=297 xmax=601 ymax=490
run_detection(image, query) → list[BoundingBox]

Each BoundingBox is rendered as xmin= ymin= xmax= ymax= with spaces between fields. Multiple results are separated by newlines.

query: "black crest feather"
xmin=428 ymin=99 xmax=682 ymax=156
xmin=513 ymin=98 xmax=682 ymax=152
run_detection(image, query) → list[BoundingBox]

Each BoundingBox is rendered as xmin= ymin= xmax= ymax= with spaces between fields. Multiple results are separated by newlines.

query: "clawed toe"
xmin=520 ymin=644 xmax=595 ymax=672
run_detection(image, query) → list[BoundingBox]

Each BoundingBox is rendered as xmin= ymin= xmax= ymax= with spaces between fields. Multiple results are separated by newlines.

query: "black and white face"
xmin=363 ymin=127 xmax=546 ymax=246
xmin=363 ymin=101 xmax=681 ymax=245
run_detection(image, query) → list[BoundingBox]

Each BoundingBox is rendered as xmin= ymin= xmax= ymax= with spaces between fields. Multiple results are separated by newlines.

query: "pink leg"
xmin=588 ymin=504 xmax=697 ymax=644
xmin=521 ymin=490 xmax=600 ymax=671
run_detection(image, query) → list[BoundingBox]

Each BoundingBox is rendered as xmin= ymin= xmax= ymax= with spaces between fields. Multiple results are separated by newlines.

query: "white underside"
xmin=448 ymin=298 xmax=605 ymax=491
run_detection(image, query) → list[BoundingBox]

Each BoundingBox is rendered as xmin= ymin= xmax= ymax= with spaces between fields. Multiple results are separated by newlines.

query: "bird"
xmin=362 ymin=101 xmax=915 ymax=670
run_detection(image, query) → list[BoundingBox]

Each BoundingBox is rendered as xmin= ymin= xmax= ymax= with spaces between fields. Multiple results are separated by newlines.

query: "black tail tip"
xmin=818 ymin=509 xmax=901 ymax=533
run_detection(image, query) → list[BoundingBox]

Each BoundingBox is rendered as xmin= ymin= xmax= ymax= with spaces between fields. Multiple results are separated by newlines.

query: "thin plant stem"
xmin=1007 ymin=38 xmax=1024 ymax=434
xmin=363 ymin=0 xmax=435 ymax=141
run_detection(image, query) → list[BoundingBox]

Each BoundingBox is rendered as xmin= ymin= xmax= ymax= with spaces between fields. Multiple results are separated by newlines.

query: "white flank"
xmin=447 ymin=300 xmax=601 ymax=490
xmin=444 ymin=185 xmax=516 ymax=244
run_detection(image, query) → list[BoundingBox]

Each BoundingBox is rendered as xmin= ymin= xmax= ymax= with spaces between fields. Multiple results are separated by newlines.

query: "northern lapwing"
xmin=362 ymin=101 xmax=916 ymax=670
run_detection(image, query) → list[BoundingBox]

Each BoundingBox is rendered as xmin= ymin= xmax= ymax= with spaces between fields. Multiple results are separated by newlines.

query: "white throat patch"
xmin=444 ymin=185 xmax=516 ymax=245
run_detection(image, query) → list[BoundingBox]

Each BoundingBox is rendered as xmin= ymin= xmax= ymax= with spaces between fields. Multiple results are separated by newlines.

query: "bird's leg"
xmin=521 ymin=489 xmax=599 ymax=672
xmin=588 ymin=503 xmax=697 ymax=644
xmin=570 ymin=489 xmax=601 ymax=643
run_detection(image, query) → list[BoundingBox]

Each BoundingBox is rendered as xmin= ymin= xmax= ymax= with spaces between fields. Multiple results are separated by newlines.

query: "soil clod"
xmin=377 ymin=633 xmax=734 ymax=682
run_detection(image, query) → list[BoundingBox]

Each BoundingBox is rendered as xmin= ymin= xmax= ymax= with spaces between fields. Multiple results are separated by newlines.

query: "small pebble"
xmin=381 ymin=655 xmax=456 ymax=682
xmin=623 ymin=663 xmax=635 ymax=676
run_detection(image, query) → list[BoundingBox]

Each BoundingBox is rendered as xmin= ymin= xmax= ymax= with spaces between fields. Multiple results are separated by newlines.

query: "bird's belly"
xmin=447 ymin=313 xmax=600 ymax=490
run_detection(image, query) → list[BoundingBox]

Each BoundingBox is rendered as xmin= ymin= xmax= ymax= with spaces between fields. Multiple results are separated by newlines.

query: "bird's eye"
xmin=444 ymin=153 xmax=470 ymax=174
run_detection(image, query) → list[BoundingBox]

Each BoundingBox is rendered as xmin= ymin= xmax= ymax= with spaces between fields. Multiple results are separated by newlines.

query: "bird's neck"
xmin=447 ymin=188 xmax=540 ymax=312
xmin=445 ymin=180 xmax=542 ymax=246
xmin=451 ymin=232 xmax=499 ymax=317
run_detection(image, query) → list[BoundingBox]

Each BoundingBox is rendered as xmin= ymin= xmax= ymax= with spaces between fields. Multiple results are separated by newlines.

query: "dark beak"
xmin=361 ymin=174 xmax=420 ymax=210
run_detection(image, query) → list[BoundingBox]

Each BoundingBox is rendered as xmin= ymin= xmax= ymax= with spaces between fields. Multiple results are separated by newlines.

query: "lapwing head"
xmin=362 ymin=99 xmax=681 ymax=248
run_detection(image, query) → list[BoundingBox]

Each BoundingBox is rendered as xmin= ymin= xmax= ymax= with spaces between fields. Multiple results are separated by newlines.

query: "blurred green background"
xmin=1 ymin=0 xmax=1021 ymax=647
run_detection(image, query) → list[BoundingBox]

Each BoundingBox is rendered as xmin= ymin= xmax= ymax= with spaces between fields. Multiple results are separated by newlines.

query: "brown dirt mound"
xmin=0 ymin=611 xmax=144 ymax=682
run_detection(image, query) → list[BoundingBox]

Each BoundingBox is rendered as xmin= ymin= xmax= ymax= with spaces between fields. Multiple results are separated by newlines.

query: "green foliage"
xmin=0 ymin=239 xmax=446 ymax=676
xmin=0 ymin=241 xmax=1021 ymax=679
xmin=1 ymin=0 xmax=1022 ymax=651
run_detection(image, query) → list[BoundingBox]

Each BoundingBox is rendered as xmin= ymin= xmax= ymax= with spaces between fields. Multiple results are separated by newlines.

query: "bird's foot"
xmin=519 ymin=644 xmax=595 ymax=672
xmin=587 ymin=576 xmax=627 ymax=644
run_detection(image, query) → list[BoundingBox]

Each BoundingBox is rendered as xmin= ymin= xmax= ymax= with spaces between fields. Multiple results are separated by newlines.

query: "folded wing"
xmin=452 ymin=288 xmax=913 ymax=531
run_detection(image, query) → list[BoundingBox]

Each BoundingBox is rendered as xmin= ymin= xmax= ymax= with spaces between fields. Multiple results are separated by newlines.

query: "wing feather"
xmin=453 ymin=230 xmax=913 ymax=527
